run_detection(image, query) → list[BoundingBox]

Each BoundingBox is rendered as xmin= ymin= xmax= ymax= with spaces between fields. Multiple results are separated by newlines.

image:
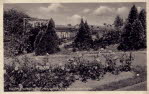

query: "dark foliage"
xmin=4 ymin=9 xmax=30 ymax=34
xmin=4 ymin=52 xmax=134 ymax=91
xmin=94 ymin=29 xmax=121 ymax=49
xmin=128 ymin=5 xmax=138 ymax=24
xmin=118 ymin=23 xmax=133 ymax=51
xmin=118 ymin=19 xmax=145 ymax=51
xmin=139 ymin=9 xmax=146 ymax=30
xmin=131 ymin=19 xmax=145 ymax=50
xmin=113 ymin=15 xmax=123 ymax=29
xmin=26 ymin=25 xmax=48 ymax=53
xmin=34 ymin=18 xmax=60 ymax=55
xmin=74 ymin=19 xmax=93 ymax=50
xmin=118 ymin=5 xmax=146 ymax=51
xmin=26 ymin=27 xmax=41 ymax=53
xmin=4 ymin=9 xmax=31 ymax=56
xmin=34 ymin=30 xmax=44 ymax=51
xmin=139 ymin=9 xmax=146 ymax=48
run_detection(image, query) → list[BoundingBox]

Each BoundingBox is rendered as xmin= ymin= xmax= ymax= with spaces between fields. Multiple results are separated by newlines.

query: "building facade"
xmin=24 ymin=18 xmax=77 ymax=39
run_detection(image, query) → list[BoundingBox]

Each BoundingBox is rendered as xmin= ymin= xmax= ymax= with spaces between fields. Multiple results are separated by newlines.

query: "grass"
xmin=4 ymin=50 xmax=146 ymax=68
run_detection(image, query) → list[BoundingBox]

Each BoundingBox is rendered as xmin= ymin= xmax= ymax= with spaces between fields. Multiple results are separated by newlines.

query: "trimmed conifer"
xmin=114 ymin=15 xmax=123 ymax=29
xmin=131 ymin=19 xmax=145 ymax=50
xmin=139 ymin=9 xmax=146 ymax=48
xmin=139 ymin=9 xmax=146 ymax=30
xmin=74 ymin=19 xmax=93 ymax=50
xmin=118 ymin=5 xmax=146 ymax=51
xmin=118 ymin=23 xmax=133 ymax=51
xmin=118 ymin=19 xmax=145 ymax=50
xmin=128 ymin=5 xmax=138 ymax=24
xmin=84 ymin=20 xmax=93 ymax=47
xmin=34 ymin=18 xmax=60 ymax=55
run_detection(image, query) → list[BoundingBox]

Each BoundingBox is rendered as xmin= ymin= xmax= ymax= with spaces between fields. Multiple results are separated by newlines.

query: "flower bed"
xmin=4 ymin=50 xmax=135 ymax=91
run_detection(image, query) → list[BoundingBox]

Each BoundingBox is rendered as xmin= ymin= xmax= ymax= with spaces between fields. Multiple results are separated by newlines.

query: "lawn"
xmin=4 ymin=50 xmax=146 ymax=67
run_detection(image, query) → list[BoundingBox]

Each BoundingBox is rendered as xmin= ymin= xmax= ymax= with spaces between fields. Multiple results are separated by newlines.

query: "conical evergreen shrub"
xmin=139 ymin=9 xmax=146 ymax=48
xmin=118 ymin=23 xmax=133 ymax=51
xmin=113 ymin=15 xmax=123 ymax=29
xmin=131 ymin=19 xmax=145 ymax=50
xmin=128 ymin=5 xmax=138 ymax=24
xmin=74 ymin=19 xmax=93 ymax=50
xmin=118 ymin=19 xmax=145 ymax=51
xmin=139 ymin=9 xmax=146 ymax=30
xmin=34 ymin=18 xmax=60 ymax=55
xmin=118 ymin=5 xmax=146 ymax=51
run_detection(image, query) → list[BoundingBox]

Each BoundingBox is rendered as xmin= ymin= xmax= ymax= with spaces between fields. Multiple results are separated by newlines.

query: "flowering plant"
xmin=4 ymin=51 xmax=134 ymax=91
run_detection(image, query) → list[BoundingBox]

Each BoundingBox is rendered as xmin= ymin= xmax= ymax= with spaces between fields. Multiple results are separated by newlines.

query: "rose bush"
xmin=4 ymin=51 xmax=134 ymax=91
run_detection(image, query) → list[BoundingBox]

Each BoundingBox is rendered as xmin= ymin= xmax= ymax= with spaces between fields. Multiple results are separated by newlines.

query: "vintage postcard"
xmin=0 ymin=0 xmax=148 ymax=93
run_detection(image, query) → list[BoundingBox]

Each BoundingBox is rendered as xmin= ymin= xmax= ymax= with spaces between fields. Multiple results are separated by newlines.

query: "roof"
xmin=55 ymin=25 xmax=77 ymax=32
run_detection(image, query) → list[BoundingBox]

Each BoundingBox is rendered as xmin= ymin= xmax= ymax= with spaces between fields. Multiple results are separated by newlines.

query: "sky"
xmin=4 ymin=3 xmax=146 ymax=26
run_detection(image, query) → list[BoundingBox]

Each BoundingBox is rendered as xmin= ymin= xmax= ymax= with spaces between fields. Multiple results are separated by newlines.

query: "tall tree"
xmin=139 ymin=9 xmax=146 ymax=48
xmin=4 ymin=9 xmax=31 ymax=56
xmin=139 ymin=9 xmax=146 ymax=30
xmin=84 ymin=20 xmax=92 ymax=35
xmin=84 ymin=20 xmax=93 ymax=47
xmin=131 ymin=19 xmax=145 ymax=50
xmin=118 ymin=19 xmax=145 ymax=50
xmin=113 ymin=15 xmax=123 ymax=29
xmin=128 ymin=5 xmax=138 ymax=24
xmin=34 ymin=18 xmax=60 ymax=55
xmin=4 ymin=9 xmax=30 ymax=34
xmin=48 ymin=18 xmax=55 ymax=28
xmin=118 ymin=5 xmax=146 ymax=51
xmin=118 ymin=23 xmax=133 ymax=51
xmin=74 ymin=19 xmax=93 ymax=50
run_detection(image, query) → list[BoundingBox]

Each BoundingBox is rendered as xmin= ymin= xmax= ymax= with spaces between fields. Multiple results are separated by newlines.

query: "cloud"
xmin=117 ymin=7 xmax=129 ymax=18
xmin=93 ymin=6 xmax=116 ymax=16
xmin=116 ymin=6 xmax=142 ymax=18
xmin=117 ymin=7 xmax=129 ymax=15
xmin=137 ymin=6 xmax=142 ymax=12
xmin=93 ymin=6 xmax=132 ymax=19
xmin=39 ymin=3 xmax=63 ymax=13
xmin=67 ymin=14 xmax=86 ymax=25
xmin=83 ymin=9 xmax=91 ymax=13
xmin=28 ymin=3 xmax=63 ymax=19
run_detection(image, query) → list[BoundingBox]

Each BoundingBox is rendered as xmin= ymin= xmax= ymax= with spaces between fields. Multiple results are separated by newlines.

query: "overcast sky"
xmin=4 ymin=3 xmax=146 ymax=26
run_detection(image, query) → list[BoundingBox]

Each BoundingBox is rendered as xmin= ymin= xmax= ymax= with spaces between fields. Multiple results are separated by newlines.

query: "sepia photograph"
xmin=3 ymin=2 xmax=147 ymax=91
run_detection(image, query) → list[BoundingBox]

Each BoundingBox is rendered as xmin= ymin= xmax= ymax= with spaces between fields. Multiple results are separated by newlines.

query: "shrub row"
xmin=4 ymin=51 xmax=134 ymax=91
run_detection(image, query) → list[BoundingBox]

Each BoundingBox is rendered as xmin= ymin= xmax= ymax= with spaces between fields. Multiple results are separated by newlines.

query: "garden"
xmin=4 ymin=49 xmax=147 ymax=91
xmin=4 ymin=4 xmax=147 ymax=91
